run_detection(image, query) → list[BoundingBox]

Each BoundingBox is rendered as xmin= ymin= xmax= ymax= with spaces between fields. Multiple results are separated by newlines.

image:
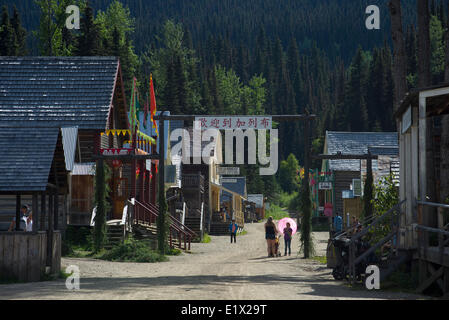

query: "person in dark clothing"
xmin=265 ymin=216 xmax=278 ymax=257
xmin=229 ymin=219 xmax=238 ymax=243
xmin=283 ymin=222 xmax=293 ymax=256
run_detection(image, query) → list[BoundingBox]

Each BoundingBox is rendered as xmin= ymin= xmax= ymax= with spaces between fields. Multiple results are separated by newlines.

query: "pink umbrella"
xmin=277 ymin=217 xmax=298 ymax=235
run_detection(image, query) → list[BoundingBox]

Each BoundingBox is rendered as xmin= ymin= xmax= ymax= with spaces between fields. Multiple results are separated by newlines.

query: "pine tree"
xmin=0 ymin=5 xmax=16 ymax=56
xmin=344 ymin=47 xmax=369 ymax=131
xmin=76 ymin=3 xmax=101 ymax=56
xmin=10 ymin=5 xmax=26 ymax=55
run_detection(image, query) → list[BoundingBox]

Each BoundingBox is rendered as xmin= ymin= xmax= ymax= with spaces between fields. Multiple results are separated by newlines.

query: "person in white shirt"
xmin=26 ymin=211 xmax=33 ymax=232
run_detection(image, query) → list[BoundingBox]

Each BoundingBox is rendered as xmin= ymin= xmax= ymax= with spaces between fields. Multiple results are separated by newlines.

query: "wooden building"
xmin=321 ymin=131 xmax=399 ymax=216
xmin=0 ymin=57 xmax=130 ymax=227
xmin=247 ymin=194 xmax=266 ymax=221
xmin=177 ymin=128 xmax=223 ymax=237
xmin=395 ymin=85 xmax=449 ymax=296
xmin=0 ymin=127 xmax=67 ymax=281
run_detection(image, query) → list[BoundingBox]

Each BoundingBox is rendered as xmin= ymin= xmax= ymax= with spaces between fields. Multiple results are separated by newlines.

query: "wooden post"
xmin=41 ymin=193 xmax=46 ymax=231
xmin=47 ymin=192 xmax=54 ymax=267
xmin=158 ymin=113 xmax=167 ymax=254
xmin=444 ymin=267 xmax=449 ymax=295
xmin=32 ymin=193 xmax=39 ymax=232
xmin=54 ymin=191 xmax=59 ymax=231
xmin=131 ymin=126 xmax=137 ymax=199
xmin=15 ymin=194 xmax=21 ymax=231
xmin=139 ymin=160 xmax=144 ymax=202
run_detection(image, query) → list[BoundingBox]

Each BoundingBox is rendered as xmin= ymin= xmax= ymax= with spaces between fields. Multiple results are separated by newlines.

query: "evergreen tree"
xmin=76 ymin=3 xmax=102 ymax=56
xmin=0 ymin=5 xmax=16 ymax=56
xmin=344 ymin=47 xmax=369 ymax=131
xmin=10 ymin=5 xmax=27 ymax=55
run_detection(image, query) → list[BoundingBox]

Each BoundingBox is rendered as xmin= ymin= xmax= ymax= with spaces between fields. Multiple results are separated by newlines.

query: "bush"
xmin=266 ymin=204 xmax=290 ymax=220
xmin=97 ymin=238 xmax=168 ymax=263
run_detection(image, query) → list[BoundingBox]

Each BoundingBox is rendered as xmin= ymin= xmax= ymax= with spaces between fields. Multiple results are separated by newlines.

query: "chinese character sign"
xmin=194 ymin=116 xmax=272 ymax=130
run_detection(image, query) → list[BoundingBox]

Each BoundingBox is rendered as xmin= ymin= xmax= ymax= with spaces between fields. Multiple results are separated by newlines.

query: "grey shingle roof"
xmin=221 ymin=177 xmax=247 ymax=197
xmin=0 ymin=127 xmax=59 ymax=192
xmin=0 ymin=57 xmax=119 ymax=129
xmin=326 ymin=131 xmax=398 ymax=171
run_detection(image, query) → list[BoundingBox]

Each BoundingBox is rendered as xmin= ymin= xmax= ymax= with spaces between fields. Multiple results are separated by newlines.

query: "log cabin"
xmin=0 ymin=56 xmax=130 ymax=228
xmin=0 ymin=127 xmax=67 ymax=281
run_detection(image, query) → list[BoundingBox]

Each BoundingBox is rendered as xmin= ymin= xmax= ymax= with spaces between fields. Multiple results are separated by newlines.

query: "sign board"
xmin=352 ymin=179 xmax=362 ymax=197
xmin=100 ymin=148 xmax=132 ymax=156
xmin=342 ymin=190 xmax=354 ymax=199
xmin=194 ymin=116 xmax=272 ymax=130
xmin=401 ymin=105 xmax=412 ymax=134
xmin=221 ymin=178 xmax=238 ymax=184
xmin=217 ymin=167 xmax=240 ymax=175
xmin=318 ymin=181 xmax=332 ymax=190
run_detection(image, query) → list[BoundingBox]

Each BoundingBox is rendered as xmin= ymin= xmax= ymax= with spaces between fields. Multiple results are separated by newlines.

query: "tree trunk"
xmin=418 ymin=0 xmax=437 ymax=226
xmin=417 ymin=0 xmax=431 ymax=87
xmin=440 ymin=8 xmax=449 ymax=205
xmin=388 ymin=0 xmax=408 ymax=111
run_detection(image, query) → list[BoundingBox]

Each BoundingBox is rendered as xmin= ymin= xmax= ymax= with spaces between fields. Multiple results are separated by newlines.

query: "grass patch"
xmin=310 ymin=256 xmax=327 ymax=264
xmin=95 ymin=238 xmax=168 ymax=263
xmin=237 ymin=230 xmax=248 ymax=236
xmin=201 ymin=233 xmax=211 ymax=243
xmin=266 ymin=203 xmax=290 ymax=220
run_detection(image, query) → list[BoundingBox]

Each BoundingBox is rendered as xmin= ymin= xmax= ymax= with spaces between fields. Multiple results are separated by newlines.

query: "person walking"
xmin=265 ymin=216 xmax=278 ymax=257
xmin=229 ymin=219 xmax=238 ymax=243
xmin=283 ymin=222 xmax=293 ymax=256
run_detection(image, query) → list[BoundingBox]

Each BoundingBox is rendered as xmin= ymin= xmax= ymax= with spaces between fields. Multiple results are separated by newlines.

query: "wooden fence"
xmin=0 ymin=231 xmax=61 ymax=282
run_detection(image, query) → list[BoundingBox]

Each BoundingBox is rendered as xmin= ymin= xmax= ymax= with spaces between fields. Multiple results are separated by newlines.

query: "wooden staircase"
xmin=132 ymin=199 xmax=197 ymax=251
xmin=184 ymin=216 xmax=202 ymax=240
xmin=105 ymin=224 xmax=125 ymax=249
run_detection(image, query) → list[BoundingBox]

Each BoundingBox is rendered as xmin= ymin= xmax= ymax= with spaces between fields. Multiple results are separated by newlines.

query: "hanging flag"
xmin=149 ymin=74 xmax=158 ymax=135
xmin=143 ymin=91 xmax=149 ymax=129
xmin=129 ymin=77 xmax=138 ymax=133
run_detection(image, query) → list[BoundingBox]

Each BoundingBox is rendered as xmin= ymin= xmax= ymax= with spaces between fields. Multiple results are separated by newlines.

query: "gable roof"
xmin=0 ymin=127 xmax=60 ymax=192
xmin=325 ymin=131 xmax=398 ymax=171
xmin=221 ymin=177 xmax=247 ymax=198
xmin=247 ymin=194 xmax=264 ymax=208
xmin=0 ymin=57 xmax=120 ymax=129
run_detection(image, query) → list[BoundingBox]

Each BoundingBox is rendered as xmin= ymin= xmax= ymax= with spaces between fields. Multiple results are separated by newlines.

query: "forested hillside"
xmin=1 ymin=0 xmax=446 ymax=196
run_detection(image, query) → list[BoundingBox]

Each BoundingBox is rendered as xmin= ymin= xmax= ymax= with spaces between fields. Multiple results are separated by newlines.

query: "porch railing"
xmin=133 ymin=199 xmax=196 ymax=251
xmin=345 ymin=200 xmax=406 ymax=284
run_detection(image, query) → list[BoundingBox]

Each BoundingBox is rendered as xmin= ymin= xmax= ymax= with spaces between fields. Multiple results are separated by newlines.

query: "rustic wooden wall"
xmin=0 ymin=231 xmax=61 ymax=282
xmin=333 ymin=170 xmax=361 ymax=215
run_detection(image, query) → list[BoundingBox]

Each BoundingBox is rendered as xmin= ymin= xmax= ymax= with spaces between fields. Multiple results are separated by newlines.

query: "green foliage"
xmin=34 ymin=0 xmax=85 ymax=55
xmin=279 ymin=154 xmax=299 ymax=193
xmin=0 ymin=4 xmax=27 ymax=55
xmin=266 ymin=203 xmax=290 ymax=220
xmin=157 ymin=190 xmax=170 ymax=255
xmin=201 ymin=233 xmax=211 ymax=243
xmin=367 ymin=174 xmax=399 ymax=244
xmin=97 ymin=238 xmax=168 ymax=263
xmin=429 ymin=15 xmax=445 ymax=79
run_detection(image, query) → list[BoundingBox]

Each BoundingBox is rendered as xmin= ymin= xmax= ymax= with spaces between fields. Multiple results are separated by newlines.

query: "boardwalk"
xmin=0 ymin=222 xmax=424 ymax=300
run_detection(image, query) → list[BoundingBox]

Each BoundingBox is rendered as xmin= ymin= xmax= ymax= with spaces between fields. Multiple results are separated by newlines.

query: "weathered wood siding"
xmin=333 ymin=171 xmax=361 ymax=215
xmin=0 ymin=231 xmax=61 ymax=282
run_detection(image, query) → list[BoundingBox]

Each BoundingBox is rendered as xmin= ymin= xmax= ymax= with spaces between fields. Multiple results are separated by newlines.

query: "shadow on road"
xmin=0 ymin=273 xmax=419 ymax=300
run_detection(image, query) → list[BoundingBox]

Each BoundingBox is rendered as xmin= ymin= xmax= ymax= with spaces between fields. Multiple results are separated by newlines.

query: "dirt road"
xmin=0 ymin=221 xmax=424 ymax=300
